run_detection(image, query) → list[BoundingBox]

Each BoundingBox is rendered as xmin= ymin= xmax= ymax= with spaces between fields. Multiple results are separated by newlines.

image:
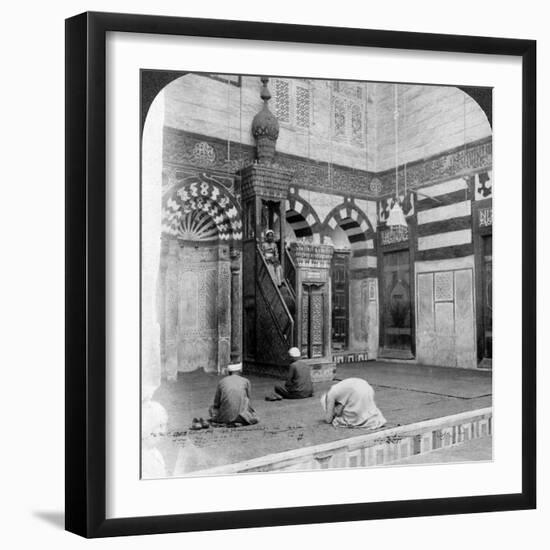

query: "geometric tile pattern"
xmin=274 ymin=79 xmax=290 ymax=124
xmin=162 ymin=173 xmax=242 ymax=242
xmin=332 ymin=351 xmax=369 ymax=363
xmin=434 ymin=271 xmax=454 ymax=302
xmin=296 ymin=85 xmax=311 ymax=128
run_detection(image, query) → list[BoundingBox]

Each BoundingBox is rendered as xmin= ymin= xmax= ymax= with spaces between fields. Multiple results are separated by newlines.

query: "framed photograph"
xmin=65 ymin=11 xmax=536 ymax=538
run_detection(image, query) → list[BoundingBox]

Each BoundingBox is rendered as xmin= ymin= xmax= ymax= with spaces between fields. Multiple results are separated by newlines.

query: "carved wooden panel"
xmin=301 ymin=290 xmax=309 ymax=356
xmin=255 ymin=286 xmax=289 ymax=365
xmin=169 ymin=246 xmax=226 ymax=372
xmin=310 ymin=290 xmax=324 ymax=358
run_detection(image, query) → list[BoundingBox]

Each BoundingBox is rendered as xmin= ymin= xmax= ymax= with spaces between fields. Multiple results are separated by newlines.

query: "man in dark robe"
xmin=208 ymin=363 xmax=258 ymax=426
xmin=271 ymin=347 xmax=313 ymax=400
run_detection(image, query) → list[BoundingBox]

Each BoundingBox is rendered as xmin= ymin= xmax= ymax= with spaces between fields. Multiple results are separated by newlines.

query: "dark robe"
xmin=210 ymin=374 xmax=257 ymax=425
xmin=275 ymin=359 xmax=313 ymax=399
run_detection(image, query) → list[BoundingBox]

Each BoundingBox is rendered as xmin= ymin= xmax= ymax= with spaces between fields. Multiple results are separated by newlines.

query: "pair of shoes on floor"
xmin=265 ymin=392 xmax=283 ymax=401
xmin=190 ymin=417 xmax=210 ymax=430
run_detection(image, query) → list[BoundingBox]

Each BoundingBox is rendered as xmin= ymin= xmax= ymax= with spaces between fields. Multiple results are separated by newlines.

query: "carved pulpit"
xmin=240 ymin=163 xmax=294 ymax=374
xmin=238 ymin=77 xmax=294 ymax=376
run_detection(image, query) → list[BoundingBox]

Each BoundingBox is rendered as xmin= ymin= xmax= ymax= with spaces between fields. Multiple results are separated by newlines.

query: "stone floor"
xmin=150 ymin=361 xmax=492 ymax=475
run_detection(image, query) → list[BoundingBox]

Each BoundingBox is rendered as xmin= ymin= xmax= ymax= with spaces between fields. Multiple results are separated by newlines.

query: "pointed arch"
xmin=285 ymin=195 xmax=321 ymax=241
xmin=322 ymin=203 xmax=375 ymax=257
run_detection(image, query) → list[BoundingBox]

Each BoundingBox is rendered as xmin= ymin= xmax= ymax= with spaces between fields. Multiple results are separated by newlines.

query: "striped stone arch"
xmin=162 ymin=173 xmax=242 ymax=243
xmin=285 ymin=195 xmax=321 ymax=240
xmin=323 ymin=203 xmax=375 ymax=257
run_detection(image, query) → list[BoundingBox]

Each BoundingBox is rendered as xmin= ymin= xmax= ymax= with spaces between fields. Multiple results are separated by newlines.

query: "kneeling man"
xmin=320 ymin=377 xmax=385 ymax=429
xmin=209 ymin=363 xmax=258 ymax=426
xmin=273 ymin=347 xmax=313 ymax=400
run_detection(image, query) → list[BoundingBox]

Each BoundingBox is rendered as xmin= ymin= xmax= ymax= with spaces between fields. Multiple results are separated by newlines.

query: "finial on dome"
xmin=260 ymin=77 xmax=271 ymax=102
xmin=251 ymin=77 xmax=279 ymax=164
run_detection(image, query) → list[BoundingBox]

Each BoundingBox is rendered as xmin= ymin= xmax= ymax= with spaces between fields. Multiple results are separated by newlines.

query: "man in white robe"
xmin=320 ymin=377 xmax=386 ymax=429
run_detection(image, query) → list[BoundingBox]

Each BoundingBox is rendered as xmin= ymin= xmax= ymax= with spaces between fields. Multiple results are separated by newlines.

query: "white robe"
xmin=321 ymin=378 xmax=386 ymax=429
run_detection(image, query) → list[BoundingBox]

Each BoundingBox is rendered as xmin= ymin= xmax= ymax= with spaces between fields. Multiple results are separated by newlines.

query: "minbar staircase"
xmin=251 ymin=244 xmax=335 ymax=382
xmin=247 ymin=245 xmax=295 ymax=376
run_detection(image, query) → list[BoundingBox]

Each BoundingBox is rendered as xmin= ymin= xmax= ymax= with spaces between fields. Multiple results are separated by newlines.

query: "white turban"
xmin=288 ymin=347 xmax=301 ymax=359
xmin=227 ymin=363 xmax=242 ymax=372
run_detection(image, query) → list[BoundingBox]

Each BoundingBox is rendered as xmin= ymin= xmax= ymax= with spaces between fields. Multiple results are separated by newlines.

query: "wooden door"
xmin=331 ymin=252 xmax=349 ymax=350
xmin=482 ymin=235 xmax=492 ymax=359
xmin=301 ymin=283 xmax=325 ymax=359
xmin=381 ymin=249 xmax=412 ymax=353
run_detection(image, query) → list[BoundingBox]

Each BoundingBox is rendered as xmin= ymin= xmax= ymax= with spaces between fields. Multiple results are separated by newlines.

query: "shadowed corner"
xmin=32 ymin=510 xmax=65 ymax=530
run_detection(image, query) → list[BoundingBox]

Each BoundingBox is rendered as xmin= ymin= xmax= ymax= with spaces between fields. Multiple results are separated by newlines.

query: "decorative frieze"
xmin=163 ymin=127 xmax=379 ymax=199
xmin=369 ymin=178 xmax=382 ymax=194
xmin=291 ymin=242 xmax=334 ymax=269
xmin=378 ymin=139 xmax=492 ymax=196
xmin=163 ymin=128 xmax=492 ymax=202
xmin=380 ymin=226 xmax=409 ymax=246
xmin=191 ymin=141 xmax=216 ymax=165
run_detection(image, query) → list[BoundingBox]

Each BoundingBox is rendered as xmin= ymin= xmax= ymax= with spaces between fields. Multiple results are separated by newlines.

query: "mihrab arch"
xmin=159 ymin=174 xmax=242 ymax=378
xmin=162 ymin=174 xmax=242 ymax=243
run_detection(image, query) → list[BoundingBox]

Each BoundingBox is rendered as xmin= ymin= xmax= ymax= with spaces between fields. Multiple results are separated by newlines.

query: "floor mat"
xmin=335 ymin=362 xmax=492 ymax=399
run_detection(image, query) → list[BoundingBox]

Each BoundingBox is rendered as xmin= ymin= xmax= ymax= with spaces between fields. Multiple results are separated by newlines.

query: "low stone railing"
xmin=191 ymin=407 xmax=492 ymax=476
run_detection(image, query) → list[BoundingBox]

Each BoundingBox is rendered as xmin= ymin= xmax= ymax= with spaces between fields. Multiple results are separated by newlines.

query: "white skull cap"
xmin=227 ymin=363 xmax=242 ymax=372
xmin=288 ymin=347 xmax=301 ymax=358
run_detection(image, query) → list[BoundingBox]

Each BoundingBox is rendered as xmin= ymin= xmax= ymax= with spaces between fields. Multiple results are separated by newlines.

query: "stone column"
xmin=230 ymin=248 xmax=242 ymax=363
xmin=217 ymin=244 xmax=232 ymax=373
xmin=163 ymin=240 xmax=180 ymax=382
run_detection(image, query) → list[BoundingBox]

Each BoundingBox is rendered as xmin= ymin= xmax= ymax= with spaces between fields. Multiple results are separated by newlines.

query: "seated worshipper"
xmin=320 ymin=377 xmax=386 ymax=429
xmin=261 ymin=229 xmax=283 ymax=287
xmin=267 ymin=347 xmax=313 ymax=400
xmin=208 ymin=363 xmax=258 ymax=427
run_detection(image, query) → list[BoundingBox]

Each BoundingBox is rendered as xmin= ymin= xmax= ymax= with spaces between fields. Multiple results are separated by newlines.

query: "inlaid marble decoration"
xmin=474 ymin=170 xmax=493 ymax=201
xmin=434 ymin=271 xmax=454 ymax=302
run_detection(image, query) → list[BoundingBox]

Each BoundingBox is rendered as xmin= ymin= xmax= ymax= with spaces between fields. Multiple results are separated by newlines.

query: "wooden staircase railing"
xmin=256 ymin=246 xmax=294 ymax=347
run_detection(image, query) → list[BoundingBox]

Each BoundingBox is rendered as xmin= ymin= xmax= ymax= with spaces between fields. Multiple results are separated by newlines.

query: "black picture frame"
xmin=65 ymin=11 xmax=536 ymax=538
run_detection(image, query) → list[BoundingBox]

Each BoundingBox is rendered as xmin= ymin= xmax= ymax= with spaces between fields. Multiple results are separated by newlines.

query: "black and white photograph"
xmin=1 ymin=0 xmax=544 ymax=545
xmin=141 ymin=72 xmax=494 ymax=479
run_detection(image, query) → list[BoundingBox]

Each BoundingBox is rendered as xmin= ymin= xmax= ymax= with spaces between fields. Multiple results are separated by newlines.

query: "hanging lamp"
xmin=387 ymin=84 xmax=408 ymax=228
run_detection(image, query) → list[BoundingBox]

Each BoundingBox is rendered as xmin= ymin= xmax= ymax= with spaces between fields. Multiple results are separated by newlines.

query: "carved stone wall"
xmin=160 ymin=240 xmax=232 ymax=376
xmin=415 ymin=257 xmax=476 ymax=369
